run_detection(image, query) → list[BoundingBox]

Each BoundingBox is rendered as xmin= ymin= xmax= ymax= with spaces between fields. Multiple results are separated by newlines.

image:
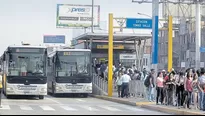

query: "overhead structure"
xmin=132 ymin=0 xmax=205 ymax=70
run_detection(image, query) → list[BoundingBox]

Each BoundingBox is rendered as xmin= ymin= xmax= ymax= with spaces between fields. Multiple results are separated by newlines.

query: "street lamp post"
xmin=91 ymin=0 xmax=94 ymax=33
xmin=195 ymin=1 xmax=201 ymax=70
xmin=137 ymin=13 xmax=152 ymax=18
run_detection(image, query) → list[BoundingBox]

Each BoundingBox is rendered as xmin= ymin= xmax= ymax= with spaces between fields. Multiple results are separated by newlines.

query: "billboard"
xmin=56 ymin=4 xmax=100 ymax=28
xmin=43 ymin=35 xmax=65 ymax=44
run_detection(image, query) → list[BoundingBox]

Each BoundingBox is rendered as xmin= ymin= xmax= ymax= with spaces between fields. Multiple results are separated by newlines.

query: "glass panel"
xmin=8 ymin=53 xmax=46 ymax=76
xmin=56 ymin=52 xmax=90 ymax=77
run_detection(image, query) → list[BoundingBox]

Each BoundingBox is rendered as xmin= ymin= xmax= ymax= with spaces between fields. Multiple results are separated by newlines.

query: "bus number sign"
xmin=63 ymin=52 xmax=70 ymax=55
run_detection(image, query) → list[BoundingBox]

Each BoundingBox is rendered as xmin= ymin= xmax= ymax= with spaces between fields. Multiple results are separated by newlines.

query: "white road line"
xmin=20 ymin=105 xmax=33 ymax=110
xmin=40 ymin=106 xmax=55 ymax=111
xmin=122 ymin=106 xmax=144 ymax=112
xmin=76 ymin=99 xmax=86 ymax=102
xmin=2 ymin=99 xmax=28 ymax=102
xmin=45 ymin=97 xmax=62 ymax=105
xmin=80 ymin=106 xmax=100 ymax=111
xmin=60 ymin=106 xmax=78 ymax=111
xmin=99 ymin=106 xmax=121 ymax=111
xmin=0 ymin=105 xmax=10 ymax=110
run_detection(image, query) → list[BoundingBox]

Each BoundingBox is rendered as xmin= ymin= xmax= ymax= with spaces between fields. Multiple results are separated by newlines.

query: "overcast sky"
xmin=0 ymin=0 xmax=155 ymax=54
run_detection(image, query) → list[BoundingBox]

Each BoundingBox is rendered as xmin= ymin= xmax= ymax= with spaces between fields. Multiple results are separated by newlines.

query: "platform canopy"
xmin=72 ymin=32 xmax=152 ymax=42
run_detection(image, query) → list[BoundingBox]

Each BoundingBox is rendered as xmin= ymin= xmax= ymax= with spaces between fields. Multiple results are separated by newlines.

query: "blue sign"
xmin=43 ymin=35 xmax=65 ymax=44
xmin=126 ymin=18 xmax=152 ymax=29
xmin=200 ymin=47 xmax=205 ymax=52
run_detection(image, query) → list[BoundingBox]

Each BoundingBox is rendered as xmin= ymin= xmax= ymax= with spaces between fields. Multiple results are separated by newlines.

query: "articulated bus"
xmin=1 ymin=45 xmax=48 ymax=99
xmin=47 ymin=49 xmax=92 ymax=97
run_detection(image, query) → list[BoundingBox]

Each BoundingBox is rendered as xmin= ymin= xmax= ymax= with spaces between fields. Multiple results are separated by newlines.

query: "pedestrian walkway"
xmin=0 ymin=104 xmax=145 ymax=112
xmin=111 ymin=92 xmax=153 ymax=105
xmin=92 ymin=93 xmax=205 ymax=115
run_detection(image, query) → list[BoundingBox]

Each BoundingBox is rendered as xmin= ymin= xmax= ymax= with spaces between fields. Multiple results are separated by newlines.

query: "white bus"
xmin=1 ymin=45 xmax=48 ymax=99
xmin=47 ymin=49 xmax=92 ymax=97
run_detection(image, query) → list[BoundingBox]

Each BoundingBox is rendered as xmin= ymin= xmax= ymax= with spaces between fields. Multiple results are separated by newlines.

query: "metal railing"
xmin=92 ymin=74 xmax=116 ymax=95
xmin=128 ymin=80 xmax=146 ymax=98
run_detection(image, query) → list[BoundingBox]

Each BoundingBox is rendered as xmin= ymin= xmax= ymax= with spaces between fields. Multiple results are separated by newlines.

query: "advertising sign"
xmin=96 ymin=45 xmax=124 ymax=49
xmin=43 ymin=35 xmax=65 ymax=44
xmin=119 ymin=54 xmax=136 ymax=60
xmin=56 ymin=4 xmax=100 ymax=28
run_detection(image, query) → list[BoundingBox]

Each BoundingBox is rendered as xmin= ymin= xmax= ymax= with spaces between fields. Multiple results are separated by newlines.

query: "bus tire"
xmin=6 ymin=95 xmax=12 ymax=99
xmin=39 ymin=95 xmax=44 ymax=99
xmin=52 ymin=92 xmax=56 ymax=97
xmin=83 ymin=93 xmax=88 ymax=98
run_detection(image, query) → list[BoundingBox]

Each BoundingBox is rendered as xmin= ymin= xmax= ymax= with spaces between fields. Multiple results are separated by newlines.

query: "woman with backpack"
xmin=144 ymin=69 xmax=155 ymax=102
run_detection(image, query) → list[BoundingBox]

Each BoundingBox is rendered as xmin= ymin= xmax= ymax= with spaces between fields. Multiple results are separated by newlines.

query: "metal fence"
xmin=92 ymin=74 xmax=116 ymax=95
xmin=93 ymin=73 xmax=147 ymax=98
xmin=128 ymin=80 xmax=146 ymax=98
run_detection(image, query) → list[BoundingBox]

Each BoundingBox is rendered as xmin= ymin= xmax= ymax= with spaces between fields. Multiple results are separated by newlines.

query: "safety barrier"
xmin=128 ymin=80 xmax=146 ymax=98
xmin=93 ymin=74 xmax=147 ymax=98
xmin=92 ymin=74 xmax=116 ymax=95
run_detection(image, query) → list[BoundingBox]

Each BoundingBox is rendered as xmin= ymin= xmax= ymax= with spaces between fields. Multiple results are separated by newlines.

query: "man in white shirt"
xmin=120 ymin=71 xmax=131 ymax=98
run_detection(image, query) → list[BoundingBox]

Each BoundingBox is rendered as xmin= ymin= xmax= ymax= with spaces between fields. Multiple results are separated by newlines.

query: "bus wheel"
xmin=6 ymin=95 xmax=12 ymax=99
xmin=83 ymin=93 xmax=88 ymax=98
xmin=39 ymin=95 xmax=44 ymax=99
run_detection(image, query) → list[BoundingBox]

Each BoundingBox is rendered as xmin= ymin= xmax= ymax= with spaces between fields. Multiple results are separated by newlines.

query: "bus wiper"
xmin=75 ymin=62 xmax=78 ymax=73
xmin=32 ymin=73 xmax=44 ymax=80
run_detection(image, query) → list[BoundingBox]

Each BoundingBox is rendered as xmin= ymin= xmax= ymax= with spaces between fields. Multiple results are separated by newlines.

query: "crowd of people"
xmin=94 ymin=61 xmax=205 ymax=110
xmin=146 ymin=68 xmax=205 ymax=110
xmin=94 ymin=61 xmax=148 ymax=98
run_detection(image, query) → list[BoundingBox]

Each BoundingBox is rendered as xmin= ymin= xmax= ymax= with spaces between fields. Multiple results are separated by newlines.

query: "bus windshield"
xmin=55 ymin=52 xmax=90 ymax=77
xmin=8 ymin=53 xmax=46 ymax=76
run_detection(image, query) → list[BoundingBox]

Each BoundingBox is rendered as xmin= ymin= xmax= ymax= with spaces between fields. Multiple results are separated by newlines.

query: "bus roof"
xmin=8 ymin=45 xmax=47 ymax=49
xmin=56 ymin=49 xmax=91 ymax=52
xmin=48 ymin=49 xmax=91 ymax=57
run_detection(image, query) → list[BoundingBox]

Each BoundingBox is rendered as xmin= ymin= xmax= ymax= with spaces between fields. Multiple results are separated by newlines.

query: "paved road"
xmin=0 ymin=95 xmax=170 ymax=115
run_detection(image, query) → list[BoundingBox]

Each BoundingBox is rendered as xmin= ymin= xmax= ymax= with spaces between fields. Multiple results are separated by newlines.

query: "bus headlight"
xmin=6 ymin=87 xmax=13 ymax=91
xmin=86 ymin=86 xmax=92 ymax=90
xmin=41 ymin=88 xmax=47 ymax=92
xmin=56 ymin=86 xmax=62 ymax=90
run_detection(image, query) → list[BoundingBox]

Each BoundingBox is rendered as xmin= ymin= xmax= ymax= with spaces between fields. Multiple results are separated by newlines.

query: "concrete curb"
xmin=91 ymin=94 xmax=205 ymax=115
xmin=90 ymin=94 xmax=136 ymax=106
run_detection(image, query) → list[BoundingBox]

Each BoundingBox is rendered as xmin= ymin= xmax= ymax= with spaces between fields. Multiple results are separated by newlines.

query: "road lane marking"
xmin=40 ymin=106 xmax=55 ymax=111
xmin=45 ymin=97 xmax=62 ymax=104
xmin=121 ymin=106 xmax=144 ymax=112
xmin=80 ymin=106 xmax=100 ymax=111
xmin=20 ymin=105 xmax=33 ymax=110
xmin=60 ymin=106 xmax=78 ymax=111
xmin=99 ymin=105 xmax=121 ymax=111
xmin=2 ymin=99 xmax=28 ymax=102
xmin=0 ymin=105 xmax=10 ymax=110
xmin=76 ymin=99 xmax=86 ymax=102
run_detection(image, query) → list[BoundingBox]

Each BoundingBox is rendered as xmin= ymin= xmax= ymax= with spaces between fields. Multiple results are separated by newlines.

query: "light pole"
xmin=137 ymin=13 xmax=152 ymax=18
xmin=90 ymin=0 xmax=94 ymax=80
xmin=195 ymin=0 xmax=201 ymax=70
xmin=91 ymin=0 xmax=94 ymax=33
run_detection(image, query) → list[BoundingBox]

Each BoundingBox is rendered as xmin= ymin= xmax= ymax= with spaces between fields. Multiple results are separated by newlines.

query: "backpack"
xmin=144 ymin=74 xmax=151 ymax=87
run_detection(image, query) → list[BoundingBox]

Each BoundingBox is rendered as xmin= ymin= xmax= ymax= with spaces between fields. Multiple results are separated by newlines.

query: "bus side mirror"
xmin=52 ymin=57 xmax=55 ymax=63
xmin=47 ymin=58 xmax=50 ymax=66
xmin=3 ymin=53 xmax=5 ymax=61
xmin=45 ymin=50 xmax=47 ymax=55
xmin=9 ymin=54 xmax=12 ymax=62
